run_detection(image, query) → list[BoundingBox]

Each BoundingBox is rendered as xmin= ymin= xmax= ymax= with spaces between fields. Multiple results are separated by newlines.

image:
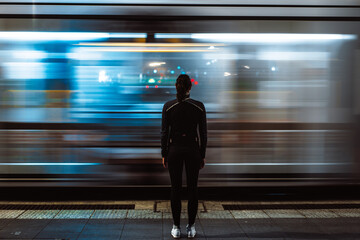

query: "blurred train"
xmin=0 ymin=0 xmax=360 ymax=187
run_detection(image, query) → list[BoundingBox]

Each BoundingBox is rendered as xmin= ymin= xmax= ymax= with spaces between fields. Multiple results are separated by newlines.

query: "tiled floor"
xmin=0 ymin=201 xmax=359 ymax=239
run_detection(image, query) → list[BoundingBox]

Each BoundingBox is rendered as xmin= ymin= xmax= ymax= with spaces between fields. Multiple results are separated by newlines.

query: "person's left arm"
xmin=161 ymin=103 xmax=170 ymax=168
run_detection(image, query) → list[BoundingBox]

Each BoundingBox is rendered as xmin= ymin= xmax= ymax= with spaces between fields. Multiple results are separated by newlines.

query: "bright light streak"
xmin=0 ymin=163 xmax=102 ymax=166
xmin=0 ymin=32 xmax=146 ymax=41
xmin=258 ymin=51 xmax=330 ymax=61
xmin=108 ymin=33 xmax=147 ymax=38
xmin=224 ymin=72 xmax=231 ymax=76
xmin=155 ymin=34 xmax=192 ymax=39
xmin=12 ymin=50 xmax=47 ymax=59
xmin=76 ymin=42 xmax=224 ymax=47
xmin=207 ymin=163 xmax=349 ymax=166
xmin=155 ymin=33 xmax=357 ymax=43
xmin=244 ymin=65 xmax=250 ymax=69
xmin=149 ymin=62 xmax=166 ymax=67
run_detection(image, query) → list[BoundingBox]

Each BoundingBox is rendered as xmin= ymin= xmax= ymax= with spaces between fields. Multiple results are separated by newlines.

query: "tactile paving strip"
xmin=18 ymin=210 xmax=59 ymax=219
xmin=0 ymin=210 xmax=24 ymax=219
xmin=298 ymin=209 xmax=339 ymax=218
xmin=264 ymin=209 xmax=306 ymax=218
xmin=223 ymin=203 xmax=360 ymax=210
xmin=198 ymin=210 xmax=234 ymax=219
xmin=330 ymin=209 xmax=360 ymax=217
xmin=55 ymin=210 xmax=94 ymax=219
xmin=0 ymin=204 xmax=134 ymax=210
xmin=91 ymin=210 xmax=127 ymax=219
xmin=231 ymin=210 xmax=270 ymax=219
xmin=126 ymin=210 xmax=162 ymax=219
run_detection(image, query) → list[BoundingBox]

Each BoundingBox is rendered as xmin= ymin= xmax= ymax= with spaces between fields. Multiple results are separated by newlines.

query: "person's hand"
xmin=200 ymin=158 xmax=205 ymax=169
xmin=162 ymin=157 xmax=167 ymax=168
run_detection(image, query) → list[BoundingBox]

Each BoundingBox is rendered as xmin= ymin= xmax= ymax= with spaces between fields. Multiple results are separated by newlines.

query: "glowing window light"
xmin=0 ymin=32 xmax=146 ymax=41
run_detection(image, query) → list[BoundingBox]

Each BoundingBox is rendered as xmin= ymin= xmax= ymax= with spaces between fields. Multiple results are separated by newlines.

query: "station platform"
xmin=0 ymin=200 xmax=359 ymax=239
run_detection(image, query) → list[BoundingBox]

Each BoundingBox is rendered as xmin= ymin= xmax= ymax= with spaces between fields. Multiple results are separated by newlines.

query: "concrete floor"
xmin=0 ymin=200 xmax=359 ymax=239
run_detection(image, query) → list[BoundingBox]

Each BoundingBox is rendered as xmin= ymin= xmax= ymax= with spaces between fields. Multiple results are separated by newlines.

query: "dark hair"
xmin=175 ymin=74 xmax=192 ymax=102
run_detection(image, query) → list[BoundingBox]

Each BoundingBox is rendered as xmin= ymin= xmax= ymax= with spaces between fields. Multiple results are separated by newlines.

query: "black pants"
xmin=167 ymin=141 xmax=201 ymax=226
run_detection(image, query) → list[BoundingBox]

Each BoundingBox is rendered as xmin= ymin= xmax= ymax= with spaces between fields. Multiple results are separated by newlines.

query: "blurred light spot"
xmin=170 ymin=70 xmax=175 ymax=74
xmin=191 ymin=78 xmax=195 ymax=82
xmin=244 ymin=65 xmax=250 ymax=69
xmin=208 ymin=46 xmax=215 ymax=49
xmin=206 ymin=62 xmax=211 ymax=65
xmin=194 ymin=81 xmax=198 ymax=85
xmin=271 ymin=67 xmax=276 ymax=71
xmin=148 ymin=78 xmax=155 ymax=83
xmin=146 ymin=85 xmax=149 ymax=88
xmin=153 ymin=69 xmax=157 ymax=73
xmin=181 ymin=71 xmax=185 ymax=74
xmin=224 ymin=72 xmax=231 ymax=76
xmin=177 ymin=66 xmax=181 ymax=69
xmin=155 ymin=85 xmax=158 ymax=88
xmin=98 ymin=70 xmax=110 ymax=83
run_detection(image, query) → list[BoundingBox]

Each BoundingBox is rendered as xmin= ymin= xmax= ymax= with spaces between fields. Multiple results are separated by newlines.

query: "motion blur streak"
xmin=0 ymin=2 xmax=359 ymax=187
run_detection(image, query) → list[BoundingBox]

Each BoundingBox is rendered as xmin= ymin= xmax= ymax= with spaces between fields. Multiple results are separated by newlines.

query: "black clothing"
xmin=161 ymin=95 xmax=207 ymax=159
xmin=167 ymin=143 xmax=201 ymax=226
xmin=161 ymin=94 xmax=207 ymax=226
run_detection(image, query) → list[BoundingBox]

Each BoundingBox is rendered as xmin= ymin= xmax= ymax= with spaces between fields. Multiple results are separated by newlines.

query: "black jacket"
xmin=161 ymin=95 xmax=207 ymax=159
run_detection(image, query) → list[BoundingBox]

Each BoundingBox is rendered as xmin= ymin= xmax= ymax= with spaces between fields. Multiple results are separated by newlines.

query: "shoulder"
xmin=185 ymin=98 xmax=205 ymax=112
xmin=163 ymin=99 xmax=179 ymax=112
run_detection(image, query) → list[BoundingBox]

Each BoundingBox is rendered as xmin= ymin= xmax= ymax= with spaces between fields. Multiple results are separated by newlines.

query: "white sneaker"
xmin=186 ymin=224 xmax=196 ymax=238
xmin=171 ymin=224 xmax=181 ymax=239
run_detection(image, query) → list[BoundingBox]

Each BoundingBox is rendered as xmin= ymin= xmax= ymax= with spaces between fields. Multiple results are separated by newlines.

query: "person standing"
xmin=161 ymin=74 xmax=207 ymax=238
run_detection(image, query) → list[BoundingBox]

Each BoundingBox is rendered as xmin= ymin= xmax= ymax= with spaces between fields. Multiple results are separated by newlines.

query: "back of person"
xmin=161 ymin=74 xmax=207 ymax=239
